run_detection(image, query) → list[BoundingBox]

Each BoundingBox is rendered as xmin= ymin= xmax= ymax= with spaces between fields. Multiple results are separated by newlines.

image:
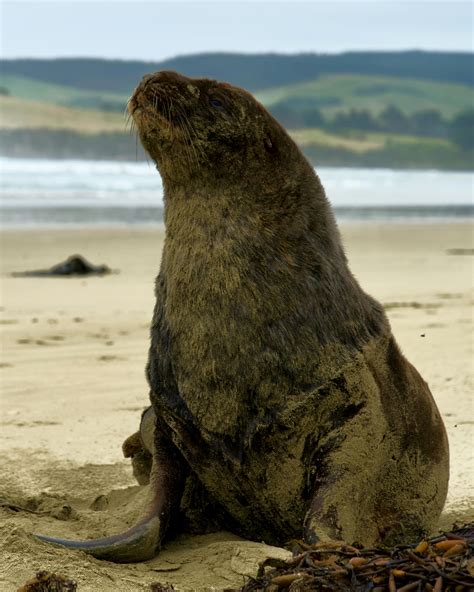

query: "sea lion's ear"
xmin=264 ymin=134 xmax=277 ymax=154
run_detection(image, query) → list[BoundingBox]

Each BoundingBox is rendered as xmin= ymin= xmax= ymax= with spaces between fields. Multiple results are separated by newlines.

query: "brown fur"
xmin=34 ymin=71 xmax=449 ymax=562
xmin=129 ymin=70 xmax=449 ymax=549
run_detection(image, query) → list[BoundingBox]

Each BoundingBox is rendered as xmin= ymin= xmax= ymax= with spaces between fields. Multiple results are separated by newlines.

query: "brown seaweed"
xmin=229 ymin=523 xmax=474 ymax=591
xmin=17 ymin=571 xmax=77 ymax=592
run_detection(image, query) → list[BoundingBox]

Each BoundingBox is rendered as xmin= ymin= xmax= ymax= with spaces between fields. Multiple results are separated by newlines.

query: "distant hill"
xmin=0 ymin=75 xmax=127 ymax=111
xmin=2 ymin=73 xmax=472 ymax=123
xmin=1 ymin=51 xmax=472 ymax=170
xmin=256 ymin=75 xmax=474 ymax=118
xmin=1 ymin=51 xmax=473 ymax=93
xmin=0 ymin=95 xmax=125 ymax=132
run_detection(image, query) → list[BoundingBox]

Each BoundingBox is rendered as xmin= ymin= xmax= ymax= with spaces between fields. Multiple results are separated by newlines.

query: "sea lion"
xmin=12 ymin=255 xmax=112 ymax=277
xmin=35 ymin=71 xmax=449 ymax=562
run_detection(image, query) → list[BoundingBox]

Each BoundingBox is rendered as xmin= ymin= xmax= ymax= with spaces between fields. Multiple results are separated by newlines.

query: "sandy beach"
xmin=0 ymin=222 xmax=472 ymax=591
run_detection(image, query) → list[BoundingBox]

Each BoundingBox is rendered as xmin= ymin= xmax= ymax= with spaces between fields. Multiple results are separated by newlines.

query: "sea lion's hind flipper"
xmin=34 ymin=511 xmax=162 ymax=562
xmin=34 ymin=432 xmax=187 ymax=563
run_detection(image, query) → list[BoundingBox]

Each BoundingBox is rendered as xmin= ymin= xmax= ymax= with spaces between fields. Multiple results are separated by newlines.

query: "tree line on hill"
xmin=270 ymin=104 xmax=474 ymax=151
xmin=1 ymin=51 xmax=472 ymax=93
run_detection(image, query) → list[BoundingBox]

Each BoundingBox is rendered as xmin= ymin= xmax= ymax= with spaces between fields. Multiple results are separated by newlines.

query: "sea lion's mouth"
xmin=129 ymin=71 xmax=197 ymax=132
xmin=128 ymin=91 xmax=174 ymax=143
xmin=127 ymin=97 xmax=141 ymax=116
xmin=129 ymin=91 xmax=163 ymax=120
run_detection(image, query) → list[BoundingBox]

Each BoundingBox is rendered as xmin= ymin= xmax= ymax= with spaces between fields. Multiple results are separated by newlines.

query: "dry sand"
xmin=0 ymin=222 xmax=472 ymax=591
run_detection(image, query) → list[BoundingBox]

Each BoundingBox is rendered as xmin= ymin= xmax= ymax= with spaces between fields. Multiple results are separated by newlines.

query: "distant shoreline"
xmin=2 ymin=158 xmax=472 ymax=229
xmin=2 ymin=206 xmax=472 ymax=230
xmin=1 ymin=140 xmax=472 ymax=172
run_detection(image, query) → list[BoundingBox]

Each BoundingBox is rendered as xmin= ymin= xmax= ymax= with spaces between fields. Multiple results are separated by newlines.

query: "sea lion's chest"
xmin=157 ymin=224 xmax=361 ymax=438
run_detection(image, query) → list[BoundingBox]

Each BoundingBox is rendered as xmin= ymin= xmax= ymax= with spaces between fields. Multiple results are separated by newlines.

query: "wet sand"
xmin=0 ymin=223 xmax=472 ymax=591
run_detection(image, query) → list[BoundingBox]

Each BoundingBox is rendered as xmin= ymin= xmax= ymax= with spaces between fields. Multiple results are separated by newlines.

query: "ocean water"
xmin=1 ymin=157 xmax=473 ymax=227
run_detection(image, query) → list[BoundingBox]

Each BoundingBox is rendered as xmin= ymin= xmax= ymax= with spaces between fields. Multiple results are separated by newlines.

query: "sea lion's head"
xmin=129 ymin=70 xmax=307 ymax=187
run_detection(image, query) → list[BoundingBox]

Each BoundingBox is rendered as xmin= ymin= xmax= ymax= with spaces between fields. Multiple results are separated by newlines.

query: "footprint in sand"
xmin=436 ymin=293 xmax=463 ymax=300
xmin=90 ymin=332 xmax=108 ymax=339
xmin=17 ymin=338 xmax=32 ymax=344
xmin=31 ymin=420 xmax=60 ymax=426
xmin=90 ymin=495 xmax=109 ymax=511
xmin=0 ymin=363 xmax=13 ymax=368
xmin=6 ymin=419 xmax=60 ymax=427
xmin=73 ymin=317 xmax=84 ymax=323
xmin=446 ymin=248 xmax=474 ymax=256
xmin=0 ymin=319 xmax=18 ymax=325
xmin=48 ymin=335 xmax=65 ymax=341
xmin=97 ymin=355 xmax=126 ymax=362
xmin=383 ymin=301 xmax=441 ymax=311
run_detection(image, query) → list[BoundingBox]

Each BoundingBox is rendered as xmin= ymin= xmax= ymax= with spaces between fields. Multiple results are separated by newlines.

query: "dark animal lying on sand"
xmin=12 ymin=255 xmax=112 ymax=277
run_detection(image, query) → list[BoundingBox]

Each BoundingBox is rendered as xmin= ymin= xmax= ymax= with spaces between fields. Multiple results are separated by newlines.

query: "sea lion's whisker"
xmin=174 ymin=104 xmax=206 ymax=166
xmin=165 ymin=96 xmax=175 ymax=136
xmin=172 ymin=109 xmax=194 ymax=169
xmin=179 ymin=121 xmax=196 ymax=169
xmin=174 ymin=108 xmax=198 ymax=165
xmin=168 ymin=98 xmax=199 ymax=167
xmin=125 ymin=114 xmax=136 ymax=136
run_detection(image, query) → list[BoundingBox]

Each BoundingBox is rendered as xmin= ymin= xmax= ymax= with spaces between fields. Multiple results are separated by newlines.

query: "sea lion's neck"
xmin=160 ymin=175 xmax=353 ymax=324
xmin=162 ymin=170 xmax=343 ymax=255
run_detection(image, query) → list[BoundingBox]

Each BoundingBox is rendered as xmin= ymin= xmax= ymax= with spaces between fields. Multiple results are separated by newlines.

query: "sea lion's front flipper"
xmin=122 ymin=407 xmax=155 ymax=486
xmin=34 ymin=432 xmax=187 ymax=562
xmin=138 ymin=406 xmax=156 ymax=453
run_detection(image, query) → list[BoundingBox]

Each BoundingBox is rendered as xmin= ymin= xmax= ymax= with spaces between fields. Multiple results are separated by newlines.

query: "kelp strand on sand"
xmin=229 ymin=523 xmax=474 ymax=592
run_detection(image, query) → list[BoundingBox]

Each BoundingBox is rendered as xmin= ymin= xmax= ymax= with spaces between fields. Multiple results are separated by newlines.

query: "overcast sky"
xmin=1 ymin=1 xmax=473 ymax=61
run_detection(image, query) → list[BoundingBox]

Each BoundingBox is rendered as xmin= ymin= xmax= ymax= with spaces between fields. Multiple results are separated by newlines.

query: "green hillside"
xmin=256 ymin=74 xmax=474 ymax=118
xmin=2 ymin=72 xmax=472 ymax=120
xmin=0 ymin=58 xmax=472 ymax=170
xmin=0 ymin=75 xmax=128 ymax=111
xmin=0 ymin=95 xmax=126 ymax=132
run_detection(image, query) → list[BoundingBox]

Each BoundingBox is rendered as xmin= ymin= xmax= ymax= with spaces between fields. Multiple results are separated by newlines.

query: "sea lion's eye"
xmin=210 ymin=98 xmax=224 ymax=110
